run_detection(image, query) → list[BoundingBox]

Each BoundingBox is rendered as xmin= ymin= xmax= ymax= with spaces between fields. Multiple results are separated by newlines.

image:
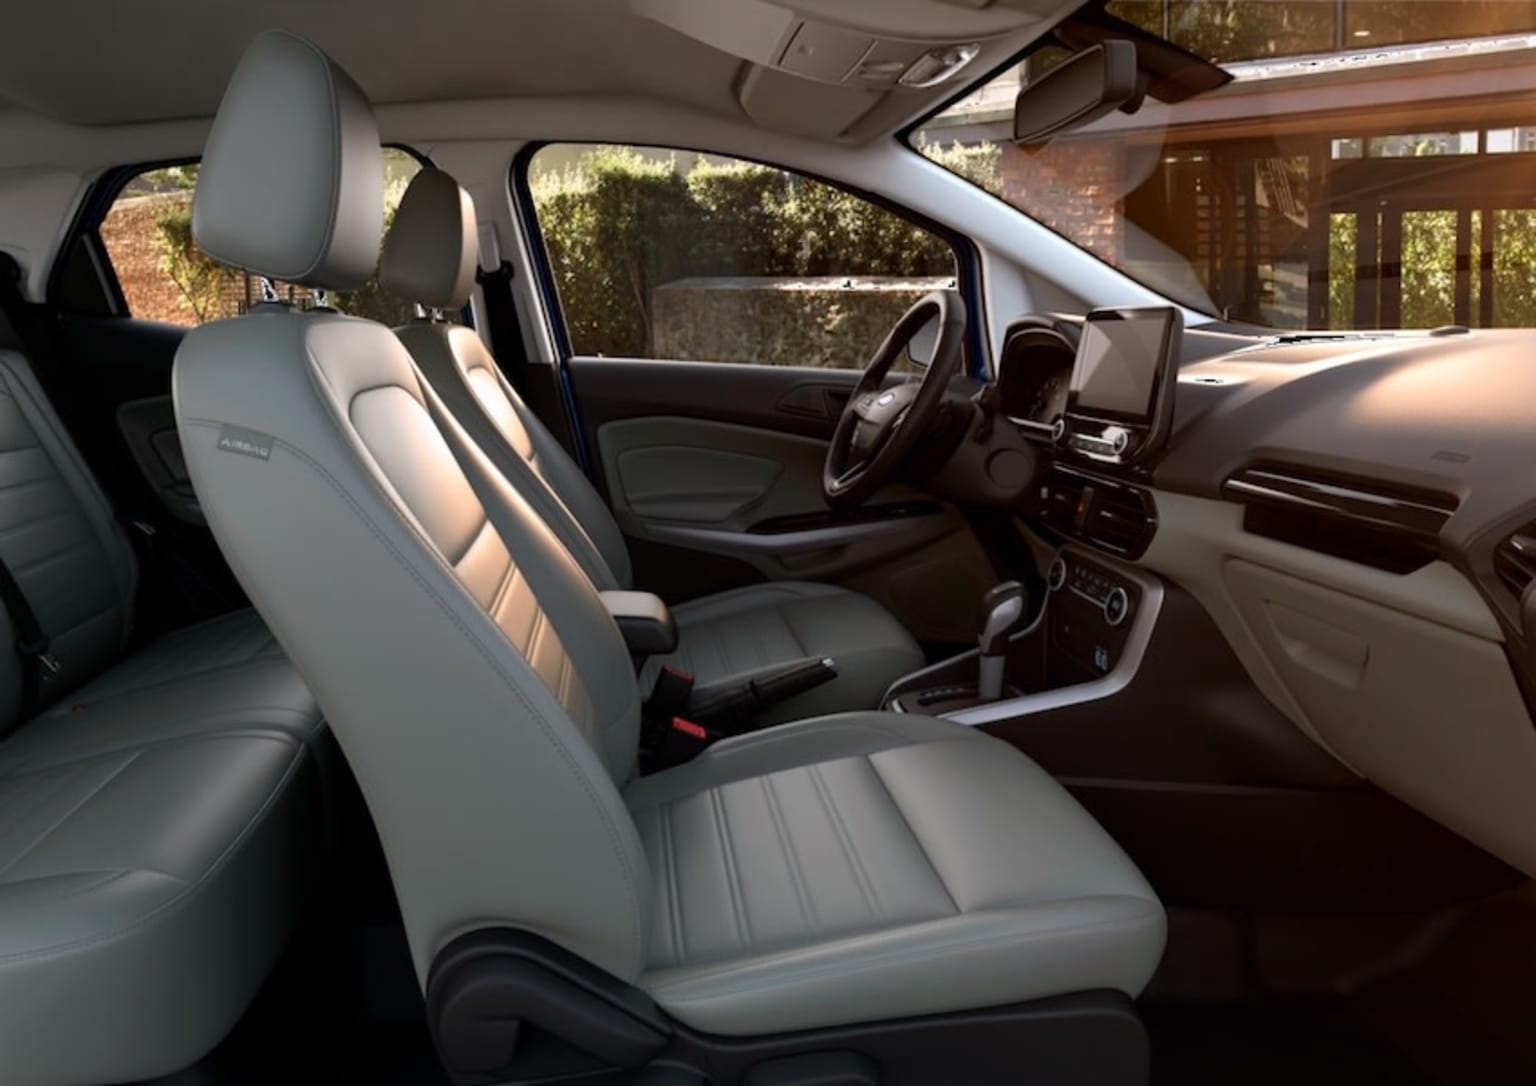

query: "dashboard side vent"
xmin=1494 ymin=525 xmax=1536 ymax=602
xmin=1223 ymin=464 xmax=1456 ymax=575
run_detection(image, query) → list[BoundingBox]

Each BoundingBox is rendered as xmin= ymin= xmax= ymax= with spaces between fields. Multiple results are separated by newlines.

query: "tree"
xmin=155 ymin=199 xmax=240 ymax=323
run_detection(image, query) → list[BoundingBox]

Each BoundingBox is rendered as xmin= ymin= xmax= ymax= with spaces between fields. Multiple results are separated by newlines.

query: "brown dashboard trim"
xmin=1222 ymin=465 xmax=1459 ymax=574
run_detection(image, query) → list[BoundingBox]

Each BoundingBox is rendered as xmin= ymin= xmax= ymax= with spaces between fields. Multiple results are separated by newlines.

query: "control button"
xmin=1103 ymin=586 xmax=1130 ymax=627
xmin=1051 ymin=417 xmax=1067 ymax=444
xmin=1047 ymin=557 xmax=1067 ymax=592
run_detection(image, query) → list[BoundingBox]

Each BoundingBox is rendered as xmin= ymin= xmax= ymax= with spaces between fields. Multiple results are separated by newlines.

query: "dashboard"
xmin=985 ymin=311 xmax=1536 ymax=882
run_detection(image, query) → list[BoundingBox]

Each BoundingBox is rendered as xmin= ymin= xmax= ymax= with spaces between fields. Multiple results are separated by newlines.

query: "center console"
xmin=884 ymin=547 xmax=1162 ymax=723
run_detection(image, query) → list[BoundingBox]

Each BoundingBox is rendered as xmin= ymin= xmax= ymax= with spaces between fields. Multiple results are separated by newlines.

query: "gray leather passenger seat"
xmin=0 ymin=343 xmax=325 ymax=1083
xmin=174 ymin=32 xmax=1165 ymax=1083
xmin=378 ymin=169 xmax=923 ymax=723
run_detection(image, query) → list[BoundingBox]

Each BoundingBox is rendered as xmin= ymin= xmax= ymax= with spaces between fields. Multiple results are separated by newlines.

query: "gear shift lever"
xmin=977 ymin=581 xmax=1025 ymax=702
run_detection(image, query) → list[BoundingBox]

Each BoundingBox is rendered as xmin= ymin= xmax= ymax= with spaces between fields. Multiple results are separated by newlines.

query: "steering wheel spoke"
xmin=822 ymin=290 xmax=966 ymax=509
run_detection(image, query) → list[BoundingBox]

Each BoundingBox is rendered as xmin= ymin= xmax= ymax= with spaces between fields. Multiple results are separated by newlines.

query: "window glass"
xmin=98 ymin=147 xmax=424 ymax=326
xmin=525 ymin=145 xmax=958 ymax=369
xmin=1110 ymin=2 xmax=1536 ymax=64
xmin=918 ymin=2 xmax=1536 ymax=330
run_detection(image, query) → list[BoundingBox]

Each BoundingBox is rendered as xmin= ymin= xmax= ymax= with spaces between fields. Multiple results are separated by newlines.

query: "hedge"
xmin=530 ymin=143 xmax=999 ymax=357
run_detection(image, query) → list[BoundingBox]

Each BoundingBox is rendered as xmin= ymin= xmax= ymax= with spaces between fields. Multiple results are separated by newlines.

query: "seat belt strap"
xmin=0 ymin=551 xmax=59 ymax=716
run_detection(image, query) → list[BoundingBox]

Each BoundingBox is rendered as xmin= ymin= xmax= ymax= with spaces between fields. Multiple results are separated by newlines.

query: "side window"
xmin=96 ymin=147 xmax=426 ymax=326
xmin=525 ymin=145 xmax=959 ymax=370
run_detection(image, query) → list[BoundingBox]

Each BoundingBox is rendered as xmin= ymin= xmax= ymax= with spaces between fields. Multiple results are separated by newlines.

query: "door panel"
xmin=117 ymin=395 xmax=205 ymax=525
xmin=570 ymin=358 xmax=994 ymax=643
xmin=616 ymin=441 xmax=783 ymax=523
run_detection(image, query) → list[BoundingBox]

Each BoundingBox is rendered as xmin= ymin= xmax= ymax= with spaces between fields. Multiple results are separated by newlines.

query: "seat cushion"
xmin=642 ymin=583 xmax=924 ymax=724
xmin=0 ymin=609 xmax=324 ymax=771
xmin=625 ymin=713 xmax=1165 ymax=1036
xmin=54 ymin=607 xmax=285 ymax=708
xmin=0 ymin=731 xmax=319 ymax=1086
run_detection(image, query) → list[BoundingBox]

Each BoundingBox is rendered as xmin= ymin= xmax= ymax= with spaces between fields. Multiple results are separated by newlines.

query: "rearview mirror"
xmin=1013 ymin=41 xmax=1139 ymax=145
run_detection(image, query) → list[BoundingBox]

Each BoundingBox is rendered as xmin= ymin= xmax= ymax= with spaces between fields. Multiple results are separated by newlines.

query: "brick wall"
xmin=98 ymin=192 xmax=246 ymax=326
xmin=999 ymin=141 xmax=1123 ymax=265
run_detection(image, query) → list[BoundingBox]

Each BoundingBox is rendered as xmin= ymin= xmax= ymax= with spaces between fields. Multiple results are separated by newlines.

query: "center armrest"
xmin=600 ymin=590 xmax=678 ymax=658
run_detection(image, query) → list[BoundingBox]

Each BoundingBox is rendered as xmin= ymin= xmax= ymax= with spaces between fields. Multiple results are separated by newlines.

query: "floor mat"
xmin=1145 ymin=997 xmax=1435 ymax=1086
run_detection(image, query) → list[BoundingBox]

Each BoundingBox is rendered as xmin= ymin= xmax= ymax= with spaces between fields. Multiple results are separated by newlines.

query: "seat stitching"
xmin=0 ymin=739 xmax=307 ymax=964
xmin=775 ymin=602 xmax=807 ymax=657
xmin=760 ymin=775 xmax=816 ymax=933
xmin=0 ymin=766 xmax=78 ymax=827
xmin=184 ymin=409 xmax=647 ymax=974
xmin=0 ymin=722 xmax=310 ymax=779
xmin=0 ymin=508 xmax=78 ymax=544
xmin=713 ymin=619 xmax=733 ymax=677
xmin=0 ymin=868 xmax=136 ymax=903
xmin=661 ymin=801 xmax=685 ymax=963
xmin=557 ymin=647 xmax=574 ymax=709
xmin=865 ymin=755 xmax=959 ymax=915
xmin=809 ymin=763 xmax=881 ymax=920
xmin=7 ymin=540 xmax=95 ymax=578
xmin=746 ymin=610 xmax=769 ymax=669
xmin=525 ymin=607 xmax=547 ymax=667
xmin=480 ymin=526 xmax=519 ymax=616
xmin=0 ymin=752 xmax=139 ymax=883
xmin=0 ymin=477 xmax=56 ymax=501
xmin=56 ymin=655 xmax=298 ymax=709
xmin=709 ymin=787 xmax=751 ymax=951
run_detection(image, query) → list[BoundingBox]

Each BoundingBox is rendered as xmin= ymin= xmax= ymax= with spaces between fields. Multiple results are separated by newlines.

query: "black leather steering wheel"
xmin=823 ymin=290 xmax=966 ymax=509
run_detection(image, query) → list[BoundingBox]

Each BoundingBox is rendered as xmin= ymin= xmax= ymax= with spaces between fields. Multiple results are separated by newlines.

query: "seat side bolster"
xmin=399 ymin=321 xmax=623 ymax=591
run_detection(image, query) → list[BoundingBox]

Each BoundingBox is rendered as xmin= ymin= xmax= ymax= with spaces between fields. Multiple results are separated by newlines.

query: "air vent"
xmin=1040 ymin=467 xmax=1088 ymax=538
xmin=1085 ymin=484 xmax=1157 ymax=557
xmin=1039 ymin=466 xmax=1157 ymax=559
xmin=1494 ymin=526 xmax=1536 ymax=602
xmin=1223 ymin=464 xmax=1456 ymax=574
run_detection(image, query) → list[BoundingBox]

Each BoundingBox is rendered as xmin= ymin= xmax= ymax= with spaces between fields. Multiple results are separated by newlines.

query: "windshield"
xmin=913 ymin=1 xmax=1536 ymax=331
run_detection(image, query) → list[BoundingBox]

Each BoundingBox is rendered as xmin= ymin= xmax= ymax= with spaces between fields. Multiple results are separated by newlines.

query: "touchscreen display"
xmin=1070 ymin=308 xmax=1176 ymax=421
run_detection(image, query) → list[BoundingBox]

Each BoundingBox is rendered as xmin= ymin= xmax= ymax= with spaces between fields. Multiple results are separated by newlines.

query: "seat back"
xmin=0 ymin=332 xmax=136 ymax=729
xmin=174 ymin=31 xmax=651 ymax=984
xmin=380 ymin=168 xmax=633 ymax=590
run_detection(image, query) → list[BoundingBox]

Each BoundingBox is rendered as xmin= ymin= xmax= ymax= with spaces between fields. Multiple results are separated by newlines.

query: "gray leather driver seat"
xmin=379 ymin=168 xmax=922 ymax=723
xmin=174 ymin=31 xmax=1164 ymax=1082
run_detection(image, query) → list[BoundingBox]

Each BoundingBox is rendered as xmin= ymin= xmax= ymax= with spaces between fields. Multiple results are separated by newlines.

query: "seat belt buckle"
xmin=650 ymin=715 xmax=714 ymax=769
xmin=670 ymin=716 xmax=707 ymax=740
xmin=643 ymin=666 xmax=695 ymax=746
xmin=18 ymin=638 xmax=61 ymax=676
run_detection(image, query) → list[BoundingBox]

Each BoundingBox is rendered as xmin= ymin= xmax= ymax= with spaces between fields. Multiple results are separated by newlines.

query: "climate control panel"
xmin=1047 ymin=551 xmax=1142 ymax=678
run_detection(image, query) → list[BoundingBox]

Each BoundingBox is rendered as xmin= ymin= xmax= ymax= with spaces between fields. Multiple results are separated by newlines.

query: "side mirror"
xmin=1014 ymin=40 xmax=1140 ymax=145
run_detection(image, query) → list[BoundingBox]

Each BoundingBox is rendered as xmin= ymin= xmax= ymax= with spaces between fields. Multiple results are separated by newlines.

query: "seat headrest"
xmin=379 ymin=168 xmax=478 ymax=311
xmin=193 ymin=30 xmax=383 ymax=291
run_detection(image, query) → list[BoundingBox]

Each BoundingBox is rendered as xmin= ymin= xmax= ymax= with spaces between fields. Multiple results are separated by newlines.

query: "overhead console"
xmin=633 ymin=0 xmax=1045 ymax=138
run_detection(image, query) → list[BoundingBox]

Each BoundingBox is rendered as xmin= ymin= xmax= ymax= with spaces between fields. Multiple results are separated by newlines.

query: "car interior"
xmin=2 ymin=2 xmax=1535 ymax=1085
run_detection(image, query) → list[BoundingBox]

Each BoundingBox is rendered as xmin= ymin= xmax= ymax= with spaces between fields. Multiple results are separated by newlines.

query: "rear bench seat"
xmin=0 ymin=347 xmax=325 ymax=1084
